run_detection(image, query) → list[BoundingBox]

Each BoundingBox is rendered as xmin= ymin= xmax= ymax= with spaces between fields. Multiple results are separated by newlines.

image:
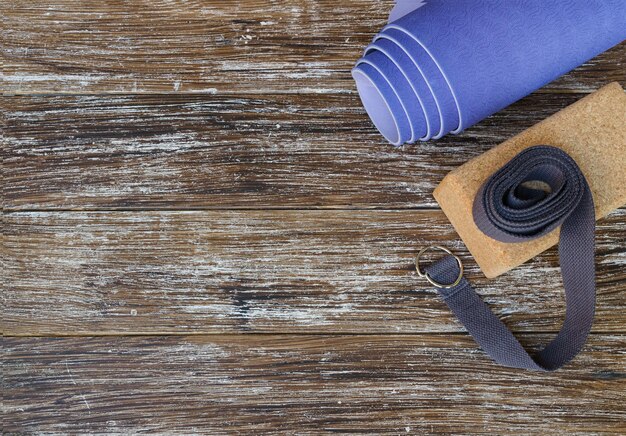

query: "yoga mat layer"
xmin=353 ymin=0 xmax=626 ymax=145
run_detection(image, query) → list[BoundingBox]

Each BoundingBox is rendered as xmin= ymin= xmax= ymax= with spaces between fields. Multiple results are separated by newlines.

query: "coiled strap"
xmin=426 ymin=146 xmax=595 ymax=371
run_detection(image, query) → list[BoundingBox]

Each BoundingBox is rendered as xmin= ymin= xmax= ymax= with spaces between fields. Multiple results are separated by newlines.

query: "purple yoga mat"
xmin=353 ymin=0 xmax=626 ymax=145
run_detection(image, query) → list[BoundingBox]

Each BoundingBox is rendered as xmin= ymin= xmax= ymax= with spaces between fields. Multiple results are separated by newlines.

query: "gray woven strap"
xmin=425 ymin=146 xmax=596 ymax=371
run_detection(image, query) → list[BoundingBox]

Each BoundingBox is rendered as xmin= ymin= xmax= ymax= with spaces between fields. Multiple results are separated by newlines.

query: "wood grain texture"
xmin=3 ymin=92 xmax=613 ymax=210
xmin=3 ymin=335 xmax=625 ymax=434
xmin=4 ymin=209 xmax=625 ymax=335
xmin=2 ymin=0 xmax=624 ymax=95
xmin=3 ymin=1 xmax=626 ymax=433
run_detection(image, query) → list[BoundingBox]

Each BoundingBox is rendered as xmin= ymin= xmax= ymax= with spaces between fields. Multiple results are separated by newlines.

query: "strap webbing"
xmin=425 ymin=146 xmax=596 ymax=371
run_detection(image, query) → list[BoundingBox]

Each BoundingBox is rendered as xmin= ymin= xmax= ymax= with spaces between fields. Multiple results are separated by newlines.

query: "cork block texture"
xmin=434 ymin=82 xmax=626 ymax=278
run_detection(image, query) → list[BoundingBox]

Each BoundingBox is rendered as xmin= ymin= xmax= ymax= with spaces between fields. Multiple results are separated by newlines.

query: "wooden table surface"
xmin=3 ymin=1 xmax=625 ymax=433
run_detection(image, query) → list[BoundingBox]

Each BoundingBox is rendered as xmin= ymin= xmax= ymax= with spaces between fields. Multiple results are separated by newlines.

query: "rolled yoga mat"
xmin=353 ymin=0 xmax=626 ymax=145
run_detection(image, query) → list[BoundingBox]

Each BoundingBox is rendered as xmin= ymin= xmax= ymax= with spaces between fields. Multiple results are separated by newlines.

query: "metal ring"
xmin=415 ymin=246 xmax=464 ymax=289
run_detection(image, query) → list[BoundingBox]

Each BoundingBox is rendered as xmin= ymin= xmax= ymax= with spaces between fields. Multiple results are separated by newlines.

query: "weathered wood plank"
xmin=3 ymin=2 xmax=624 ymax=431
xmin=3 ymin=209 xmax=624 ymax=335
xmin=3 ymin=335 xmax=625 ymax=433
xmin=2 ymin=92 xmax=606 ymax=210
xmin=2 ymin=1 xmax=624 ymax=94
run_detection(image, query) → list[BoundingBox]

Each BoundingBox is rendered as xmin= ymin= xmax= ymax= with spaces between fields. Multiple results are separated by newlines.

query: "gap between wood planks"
xmin=3 ymin=331 xmax=621 ymax=338
xmin=3 ymin=207 xmax=443 ymax=214
xmin=2 ymin=88 xmax=603 ymax=97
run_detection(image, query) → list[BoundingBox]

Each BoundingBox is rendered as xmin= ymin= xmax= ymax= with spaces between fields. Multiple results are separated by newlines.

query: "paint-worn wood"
xmin=3 ymin=209 xmax=624 ymax=335
xmin=3 ymin=335 xmax=625 ymax=434
xmin=2 ymin=92 xmax=612 ymax=211
xmin=3 ymin=1 xmax=625 ymax=432
xmin=2 ymin=0 xmax=624 ymax=95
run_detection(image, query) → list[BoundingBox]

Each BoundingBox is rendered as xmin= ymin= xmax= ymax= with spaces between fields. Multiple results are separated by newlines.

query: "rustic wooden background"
xmin=2 ymin=1 xmax=625 ymax=433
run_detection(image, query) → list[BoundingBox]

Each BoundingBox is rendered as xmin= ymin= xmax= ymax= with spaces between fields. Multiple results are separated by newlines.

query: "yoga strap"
xmin=419 ymin=146 xmax=596 ymax=371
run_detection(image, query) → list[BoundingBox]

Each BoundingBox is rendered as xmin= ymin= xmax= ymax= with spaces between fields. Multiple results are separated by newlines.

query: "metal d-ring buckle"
xmin=415 ymin=246 xmax=464 ymax=289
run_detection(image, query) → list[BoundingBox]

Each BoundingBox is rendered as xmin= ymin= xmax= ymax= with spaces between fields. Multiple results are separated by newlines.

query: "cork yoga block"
xmin=434 ymin=82 xmax=626 ymax=278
